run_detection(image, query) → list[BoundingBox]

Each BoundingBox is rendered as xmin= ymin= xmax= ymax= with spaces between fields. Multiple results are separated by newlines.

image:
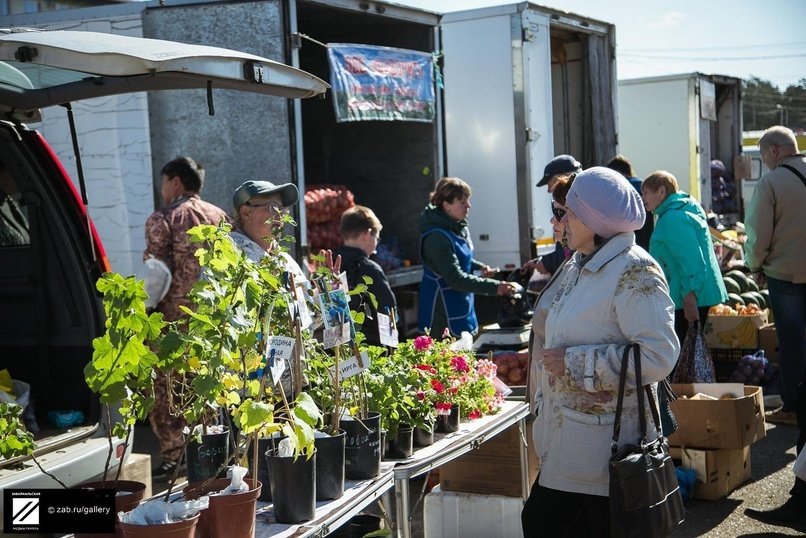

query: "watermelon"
xmin=726 ymin=292 xmax=745 ymax=306
xmin=745 ymin=278 xmax=760 ymax=293
xmin=725 ymin=271 xmax=750 ymax=293
xmin=740 ymin=292 xmax=760 ymax=307
xmin=722 ymin=277 xmax=741 ymax=295
xmin=748 ymin=291 xmax=766 ymax=309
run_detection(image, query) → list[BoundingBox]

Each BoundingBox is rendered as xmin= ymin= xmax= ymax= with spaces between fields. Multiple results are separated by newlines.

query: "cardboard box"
xmin=668 ymin=384 xmax=765 ymax=449
xmin=119 ymin=452 xmax=152 ymax=498
xmin=424 ymin=486 xmax=523 ymax=538
xmin=758 ymin=324 xmax=778 ymax=364
xmin=439 ymin=422 xmax=538 ymax=498
xmin=704 ymin=312 xmax=768 ymax=349
xmin=670 ymin=446 xmax=751 ymax=500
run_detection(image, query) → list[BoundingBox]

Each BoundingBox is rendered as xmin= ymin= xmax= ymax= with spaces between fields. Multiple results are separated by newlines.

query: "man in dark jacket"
xmin=333 ymin=205 xmax=396 ymax=346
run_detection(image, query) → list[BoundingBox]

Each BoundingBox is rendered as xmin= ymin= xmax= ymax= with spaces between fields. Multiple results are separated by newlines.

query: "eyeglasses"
xmin=551 ymin=203 xmax=566 ymax=221
xmin=245 ymin=200 xmax=284 ymax=210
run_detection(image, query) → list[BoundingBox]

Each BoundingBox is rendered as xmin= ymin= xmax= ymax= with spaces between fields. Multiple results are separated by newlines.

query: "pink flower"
xmin=450 ymin=355 xmax=470 ymax=373
xmin=416 ymin=391 xmax=426 ymax=401
xmin=435 ymin=401 xmax=453 ymax=415
xmin=468 ymin=409 xmax=482 ymax=420
xmin=431 ymin=379 xmax=445 ymax=393
xmin=476 ymin=359 xmax=497 ymax=381
xmin=414 ymin=335 xmax=433 ymax=351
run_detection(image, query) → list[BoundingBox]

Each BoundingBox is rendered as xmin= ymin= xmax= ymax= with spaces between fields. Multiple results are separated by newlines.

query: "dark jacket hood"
xmin=418 ymin=203 xmax=467 ymax=235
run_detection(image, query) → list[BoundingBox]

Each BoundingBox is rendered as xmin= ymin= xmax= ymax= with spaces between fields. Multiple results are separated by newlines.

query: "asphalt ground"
xmin=133 ymin=419 xmax=801 ymax=537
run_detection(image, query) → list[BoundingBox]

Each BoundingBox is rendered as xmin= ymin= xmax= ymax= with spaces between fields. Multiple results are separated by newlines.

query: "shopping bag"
xmin=671 ymin=320 xmax=715 ymax=383
xmin=795 ymin=446 xmax=806 ymax=482
xmin=610 ymin=344 xmax=685 ymax=537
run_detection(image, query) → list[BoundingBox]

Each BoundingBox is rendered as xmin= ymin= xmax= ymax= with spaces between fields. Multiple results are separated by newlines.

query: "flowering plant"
xmin=394 ymin=333 xmax=503 ymax=422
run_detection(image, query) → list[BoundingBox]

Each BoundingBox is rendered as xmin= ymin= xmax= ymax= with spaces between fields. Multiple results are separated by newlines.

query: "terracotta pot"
xmin=74 ymin=479 xmax=146 ymax=538
xmin=183 ymin=478 xmax=261 ymax=538
xmin=119 ymin=513 xmax=199 ymax=538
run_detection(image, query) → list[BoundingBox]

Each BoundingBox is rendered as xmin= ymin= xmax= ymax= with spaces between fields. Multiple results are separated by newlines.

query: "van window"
xmin=0 ymin=160 xmax=29 ymax=246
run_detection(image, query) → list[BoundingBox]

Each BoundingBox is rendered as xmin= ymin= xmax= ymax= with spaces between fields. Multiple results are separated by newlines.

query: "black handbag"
xmin=609 ymin=344 xmax=685 ymax=537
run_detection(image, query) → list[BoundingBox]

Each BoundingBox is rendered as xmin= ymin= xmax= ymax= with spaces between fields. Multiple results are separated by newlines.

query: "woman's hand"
xmin=683 ymin=291 xmax=699 ymax=323
xmin=317 ymin=249 xmax=342 ymax=275
xmin=497 ymin=281 xmax=522 ymax=296
xmin=542 ymin=347 xmax=566 ymax=376
xmin=480 ymin=264 xmax=499 ymax=278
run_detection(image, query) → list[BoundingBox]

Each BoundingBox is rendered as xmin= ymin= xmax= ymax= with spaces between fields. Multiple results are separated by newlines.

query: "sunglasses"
xmin=551 ymin=203 xmax=566 ymax=221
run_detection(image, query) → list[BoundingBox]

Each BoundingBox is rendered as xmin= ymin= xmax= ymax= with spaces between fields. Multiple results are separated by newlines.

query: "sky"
xmin=391 ymin=0 xmax=806 ymax=91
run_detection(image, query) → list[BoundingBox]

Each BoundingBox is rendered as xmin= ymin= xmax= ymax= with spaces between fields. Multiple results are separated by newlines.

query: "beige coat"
xmin=745 ymin=153 xmax=806 ymax=283
xmin=530 ymin=232 xmax=679 ymax=497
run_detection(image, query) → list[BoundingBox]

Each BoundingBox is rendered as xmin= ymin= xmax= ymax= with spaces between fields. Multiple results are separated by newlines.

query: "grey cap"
xmin=232 ymin=180 xmax=299 ymax=211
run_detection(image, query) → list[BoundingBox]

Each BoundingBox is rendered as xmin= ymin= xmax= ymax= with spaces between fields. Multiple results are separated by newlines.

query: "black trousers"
xmin=522 ymin=478 xmax=610 ymax=537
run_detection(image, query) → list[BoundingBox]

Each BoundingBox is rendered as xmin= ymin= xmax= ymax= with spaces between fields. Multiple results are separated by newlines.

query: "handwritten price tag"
xmin=377 ymin=312 xmax=399 ymax=348
xmin=330 ymin=351 xmax=370 ymax=380
xmin=265 ymin=336 xmax=295 ymax=385
xmin=323 ymin=322 xmax=351 ymax=349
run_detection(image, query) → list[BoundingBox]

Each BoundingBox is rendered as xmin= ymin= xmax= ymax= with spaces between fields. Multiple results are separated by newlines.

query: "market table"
xmin=254 ymin=462 xmax=396 ymax=538
xmin=392 ymin=400 xmax=530 ymax=538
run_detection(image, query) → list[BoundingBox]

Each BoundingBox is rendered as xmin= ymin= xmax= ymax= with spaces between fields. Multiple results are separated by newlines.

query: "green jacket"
xmin=418 ymin=204 xmax=499 ymax=296
xmin=649 ymin=192 xmax=727 ymax=309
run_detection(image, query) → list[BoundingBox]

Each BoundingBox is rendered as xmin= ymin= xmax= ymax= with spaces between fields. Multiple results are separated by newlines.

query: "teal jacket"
xmin=649 ymin=192 xmax=727 ymax=309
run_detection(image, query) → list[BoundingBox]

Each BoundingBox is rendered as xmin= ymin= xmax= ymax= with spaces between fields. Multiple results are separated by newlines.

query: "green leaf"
xmin=293 ymin=392 xmax=322 ymax=427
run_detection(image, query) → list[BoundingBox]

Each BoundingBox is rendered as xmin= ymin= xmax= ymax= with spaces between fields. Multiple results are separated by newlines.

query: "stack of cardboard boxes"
xmin=668 ymin=383 xmax=766 ymax=500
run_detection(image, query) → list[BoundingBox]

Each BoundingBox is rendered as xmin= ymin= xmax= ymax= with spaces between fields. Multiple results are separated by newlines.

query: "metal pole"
xmin=395 ymin=476 xmax=411 ymax=538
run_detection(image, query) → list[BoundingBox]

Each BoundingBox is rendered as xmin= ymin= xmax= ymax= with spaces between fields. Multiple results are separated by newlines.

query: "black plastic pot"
xmin=349 ymin=514 xmax=382 ymax=538
xmin=413 ymin=423 xmax=435 ymax=447
xmin=315 ymin=430 xmax=346 ymax=501
xmin=435 ymin=404 xmax=460 ymax=434
xmin=250 ymin=436 xmax=282 ymax=502
xmin=186 ymin=428 xmax=230 ymax=484
xmin=385 ymin=424 xmax=413 ymax=459
xmin=265 ymin=447 xmax=316 ymax=524
xmin=341 ymin=412 xmax=382 ymax=480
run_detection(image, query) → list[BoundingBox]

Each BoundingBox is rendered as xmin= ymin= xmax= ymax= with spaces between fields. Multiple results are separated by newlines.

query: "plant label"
xmin=377 ymin=312 xmax=399 ymax=348
xmin=265 ymin=336 xmax=295 ymax=385
xmin=323 ymin=322 xmax=351 ymax=349
xmin=330 ymin=350 xmax=370 ymax=380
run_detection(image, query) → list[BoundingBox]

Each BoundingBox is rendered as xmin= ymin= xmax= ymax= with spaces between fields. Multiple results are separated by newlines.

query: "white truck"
xmin=441 ymin=3 xmax=618 ymax=270
xmin=618 ymin=73 xmax=743 ymax=214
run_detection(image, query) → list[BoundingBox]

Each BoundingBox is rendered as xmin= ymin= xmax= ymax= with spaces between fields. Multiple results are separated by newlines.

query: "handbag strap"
xmin=612 ymin=344 xmax=664 ymax=454
xmin=780 ymin=164 xmax=806 ymax=189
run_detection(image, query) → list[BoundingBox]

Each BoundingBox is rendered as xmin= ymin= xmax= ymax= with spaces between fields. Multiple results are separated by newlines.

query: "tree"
xmin=783 ymin=78 xmax=806 ymax=132
xmin=743 ymin=77 xmax=783 ymax=131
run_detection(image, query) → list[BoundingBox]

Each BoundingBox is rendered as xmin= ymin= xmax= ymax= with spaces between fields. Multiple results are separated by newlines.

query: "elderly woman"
xmin=641 ymin=170 xmax=727 ymax=346
xmin=418 ymin=177 xmax=520 ymax=337
xmin=522 ymin=167 xmax=679 ymax=536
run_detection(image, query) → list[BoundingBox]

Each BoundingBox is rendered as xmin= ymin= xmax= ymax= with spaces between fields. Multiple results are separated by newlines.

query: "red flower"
xmin=415 ymin=364 xmax=437 ymax=375
xmin=468 ymin=409 xmax=482 ymax=420
xmin=414 ymin=335 xmax=433 ymax=351
xmin=450 ymin=355 xmax=470 ymax=373
xmin=416 ymin=391 xmax=426 ymax=401
xmin=435 ymin=402 xmax=453 ymax=411
xmin=430 ymin=379 xmax=445 ymax=393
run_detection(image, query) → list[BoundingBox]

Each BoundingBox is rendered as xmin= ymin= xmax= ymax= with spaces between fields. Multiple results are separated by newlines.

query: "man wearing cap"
xmin=523 ymin=154 xmax=582 ymax=276
xmin=230 ymin=179 xmax=307 ymax=285
xmin=143 ymin=156 xmax=231 ymax=480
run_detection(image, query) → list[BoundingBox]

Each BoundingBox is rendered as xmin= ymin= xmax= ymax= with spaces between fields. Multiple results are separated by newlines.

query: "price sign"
xmin=330 ymin=351 xmax=371 ymax=380
xmin=377 ymin=312 xmax=399 ymax=348
xmin=323 ymin=322 xmax=351 ymax=349
xmin=265 ymin=336 xmax=295 ymax=385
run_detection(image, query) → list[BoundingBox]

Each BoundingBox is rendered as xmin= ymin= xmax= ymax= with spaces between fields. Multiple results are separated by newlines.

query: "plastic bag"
xmin=671 ymin=320 xmax=715 ymax=384
xmin=795 ymin=446 xmax=806 ymax=482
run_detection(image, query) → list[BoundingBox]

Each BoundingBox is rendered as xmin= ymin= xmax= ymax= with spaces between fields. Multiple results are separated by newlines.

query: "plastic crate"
xmin=708 ymin=348 xmax=756 ymax=382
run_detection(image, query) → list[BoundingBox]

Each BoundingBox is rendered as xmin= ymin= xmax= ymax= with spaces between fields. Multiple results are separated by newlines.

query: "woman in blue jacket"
xmin=642 ymin=170 xmax=727 ymax=344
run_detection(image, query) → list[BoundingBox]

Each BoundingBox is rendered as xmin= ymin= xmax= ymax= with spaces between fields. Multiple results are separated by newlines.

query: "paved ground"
xmin=133 ymin=419 xmax=801 ymax=537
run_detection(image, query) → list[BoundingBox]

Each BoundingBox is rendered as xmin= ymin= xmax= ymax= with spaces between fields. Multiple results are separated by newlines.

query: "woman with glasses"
xmin=522 ymin=167 xmax=679 ymax=537
xmin=418 ymin=177 xmax=521 ymax=337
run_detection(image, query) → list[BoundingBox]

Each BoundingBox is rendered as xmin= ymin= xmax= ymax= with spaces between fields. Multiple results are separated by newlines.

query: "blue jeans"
xmin=766 ymin=277 xmax=806 ymax=411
